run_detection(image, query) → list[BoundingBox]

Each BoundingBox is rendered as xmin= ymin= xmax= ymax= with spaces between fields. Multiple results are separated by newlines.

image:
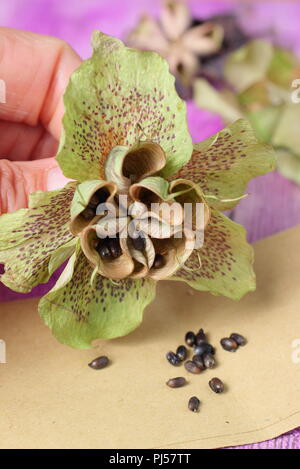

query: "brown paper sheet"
xmin=0 ymin=226 xmax=300 ymax=449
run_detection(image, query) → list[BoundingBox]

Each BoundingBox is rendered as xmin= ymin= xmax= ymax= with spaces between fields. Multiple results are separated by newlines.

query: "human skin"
xmin=0 ymin=28 xmax=81 ymax=213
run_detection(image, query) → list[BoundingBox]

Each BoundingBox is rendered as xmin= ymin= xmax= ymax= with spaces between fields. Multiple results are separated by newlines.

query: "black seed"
xmin=107 ymin=238 xmax=122 ymax=259
xmin=230 ymin=333 xmax=247 ymax=346
xmin=184 ymin=360 xmax=202 ymax=374
xmin=166 ymin=377 xmax=186 ymax=388
xmin=131 ymin=234 xmax=146 ymax=251
xmin=195 ymin=328 xmax=207 ymax=345
xmin=176 ymin=345 xmax=187 ymax=361
xmin=220 ymin=337 xmax=238 ymax=352
xmin=185 ymin=331 xmax=196 ymax=347
xmin=192 ymin=354 xmax=206 ymax=370
xmin=81 ymin=207 xmax=95 ymax=220
xmin=97 ymin=243 xmax=112 ymax=259
xmin=188 ymin=396 xmax=200 ymax=412
xmin=153 ymin=254 xmax=165 ymax=269
xmin=88 ymin=356 xmax=109 ymax=370
xmin=209 ymin=377 xmax=225 ymax=393
xmin=166 ymin=351 xmax=180 ymax=366
xmin=203 ymin=353 xmax=216 ymax=369
xmin=194 ymin=342 xmax=215 ymax=356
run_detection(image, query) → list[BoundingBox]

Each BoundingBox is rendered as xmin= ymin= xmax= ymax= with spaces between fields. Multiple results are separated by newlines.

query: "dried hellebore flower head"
xmin=0 ymin=32 xmax=276 ymax=349
xmin=126 ymin=0 xmax=224 ymax=88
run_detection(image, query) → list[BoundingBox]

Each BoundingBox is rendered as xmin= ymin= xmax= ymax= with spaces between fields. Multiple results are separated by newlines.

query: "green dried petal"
xmin=130 ymin=176 xmax=170 ymax=203
xmin=170 ymin=210 xmax=255 ymax=300
xmin=276 ymin=149 xmax=300 ymax=185
xmin=39 ymin=244 xmax=156 ymax=348
xmin=0 ymin=184 xmax=76 ymax=292
xmin=57 ymin=31 xmax=192 ymax=182
xmin=172 ymin=119 xmax=276 ymax=211
xmin=224 ymin=40 xmax=273 ymax=93
xmin=194 ymin=78 xmax=243 ymax=123
xmin=272 ymin=103 xmax=300 ymax=157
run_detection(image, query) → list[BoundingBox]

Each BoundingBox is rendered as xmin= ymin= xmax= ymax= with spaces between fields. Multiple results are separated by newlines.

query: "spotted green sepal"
xmin=56 ymin=31 xmax=192 ymax=182
xmin=0 ymin=184 xmax=76 ymax=293
xmin=171 ymin=119 xmax=276 ymax=211
xmin=170 ymin=210 xmax=255 ymax=300
xmin=39 ymin=243 xmax=157 ymax=349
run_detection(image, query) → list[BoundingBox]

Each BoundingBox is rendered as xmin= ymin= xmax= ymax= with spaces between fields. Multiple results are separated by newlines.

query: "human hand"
xmin=0 ymin=28 xmax=82 ymax=213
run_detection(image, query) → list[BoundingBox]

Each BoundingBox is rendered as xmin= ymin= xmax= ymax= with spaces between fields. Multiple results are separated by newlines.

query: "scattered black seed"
xmin=220 ymin=337 xmax=238 ymax=352
xmin=81 ymin=207 xmax=95 ymax=220
xmin=188 ymin=396 xmax=200 ymax=412
xmin=131 ymin=234 xmax=146 ymax=251
xmin=203 ymin=353 xmax=216 ymax=369
xmin=195 ymin=328 xmax=207 ymax=345
xmin=194 ymin=342 xmax=215 ymax=356
xmin=230 ymin=333 xmax=247 ymax=346
xmin=166 ymin=377 xmax=187 ymax=388
xmin=166 ymin=351 xmax=181 ymax=366
xmin=88 ymin=356 xmax=109 ymax=370
xmin=176 ymin=345 xmax=188 ymax=361
xmin=209 ymin=377 xmax=225 ymax=393
xmin=153 ymin=253 xmax=165 ymax=269
xmin=192 ymin=354 xmax=206 ymax=370
xmin=185 ymin=331 xmax=196 ymax=347
xmin=184 ymin=360 xmax=202 ymax=374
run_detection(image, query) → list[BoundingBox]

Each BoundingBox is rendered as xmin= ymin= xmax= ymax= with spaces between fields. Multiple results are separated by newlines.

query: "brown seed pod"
xmin=166 ymin=377 xmax=187 ymax=388
xmin=88 ymin=356 xmax=109 ymax=370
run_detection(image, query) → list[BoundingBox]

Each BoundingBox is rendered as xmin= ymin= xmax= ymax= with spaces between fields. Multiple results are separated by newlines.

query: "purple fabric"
xmin=1 ymin=0 xmax=300 ymax=448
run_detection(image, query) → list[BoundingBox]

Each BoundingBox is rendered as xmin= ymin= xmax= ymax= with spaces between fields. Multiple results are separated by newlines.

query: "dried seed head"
xmin=185 ymin=331 xmax=196 ymax=347
xmin=220 ymin=337 xmax=238 ymax=352
xmin=184 ymin=360 xmax=202 ymax=374
xmin=88 ymin=356 xmax=109 ymax=370
xmin=188 ymin=396 xmax=200 ymax=412
xmin=209 ymin=377 xmax=225 ymax=393
xmin=166 ymin=377 xmax=187 ymax=388
xmin=166 ymin=351 xmax=181 ymax=366
xmin=203 ymin=353 xmax=216 ymax=369
xmin=230 ymin=333 xmax=247 ymax=346
xmin=192 ymin=354 xmax=206 ymax=370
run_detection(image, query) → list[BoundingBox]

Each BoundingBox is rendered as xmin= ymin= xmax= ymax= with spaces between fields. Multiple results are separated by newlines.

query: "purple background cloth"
xmin=1 ymin=0 xmax=300 ymax=449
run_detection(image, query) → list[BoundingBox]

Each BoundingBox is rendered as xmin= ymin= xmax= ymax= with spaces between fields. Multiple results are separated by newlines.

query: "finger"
xmin=0 ymin=28 xmax=81 ymax=141
xmin=0 ymin=158 xmax=71 ymax=214
xmin=0 ymin=120 xmax=58 ymax=161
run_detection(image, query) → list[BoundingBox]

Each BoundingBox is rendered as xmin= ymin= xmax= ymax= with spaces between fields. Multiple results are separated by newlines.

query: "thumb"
xmin=0 ymin=158 xmax=71 ymax=214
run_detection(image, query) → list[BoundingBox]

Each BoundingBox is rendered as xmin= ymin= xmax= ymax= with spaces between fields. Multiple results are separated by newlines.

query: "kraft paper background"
xmin=0 ymin=226 xmax=300 ymax=449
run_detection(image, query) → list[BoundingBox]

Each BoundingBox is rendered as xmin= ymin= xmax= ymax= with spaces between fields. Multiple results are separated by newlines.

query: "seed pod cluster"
xmin=220 ymin=332 xmax=247 ymax=352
